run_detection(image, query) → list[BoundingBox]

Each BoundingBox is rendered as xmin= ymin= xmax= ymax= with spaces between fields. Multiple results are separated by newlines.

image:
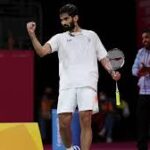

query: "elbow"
xmin=132 ymin=70 xmax=136 ymax=76
xmin=38 ymin=48 xmax=48 ymax=57
xmin=39 ymin=52 xmax=45 ymax=57
xmin=132 ymin=70 xmax=138 ymax=77
xmin=36 ymin=51 xmax=45 ymax=57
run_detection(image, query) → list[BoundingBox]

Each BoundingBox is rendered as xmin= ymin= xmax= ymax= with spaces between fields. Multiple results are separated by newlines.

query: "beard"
xmin=143 ymin=42 xmax=150 ymax=50
xmin=62 ymin=22 xmax=75 ymax=32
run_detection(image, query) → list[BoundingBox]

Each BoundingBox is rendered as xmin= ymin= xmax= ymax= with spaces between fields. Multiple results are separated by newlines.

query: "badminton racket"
xmin=107 ymin=48 xmax=125 ymax=106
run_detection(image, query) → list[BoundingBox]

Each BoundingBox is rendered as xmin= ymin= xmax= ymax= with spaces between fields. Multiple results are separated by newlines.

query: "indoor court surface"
xmin=44 ymin=141 xmax=143 ymax=150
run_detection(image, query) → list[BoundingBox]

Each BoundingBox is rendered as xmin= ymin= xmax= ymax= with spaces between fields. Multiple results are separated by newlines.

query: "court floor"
xmin=44 ymin=141 xmax=139 ymax=150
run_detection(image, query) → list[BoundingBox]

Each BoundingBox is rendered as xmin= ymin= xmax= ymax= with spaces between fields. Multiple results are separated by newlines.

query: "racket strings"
xmin=108 ymin=48 xmax=125 ymax=71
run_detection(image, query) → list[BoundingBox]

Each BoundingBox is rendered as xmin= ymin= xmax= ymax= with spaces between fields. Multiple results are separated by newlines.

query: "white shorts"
xmin=57 ymin=87 xmax=99 ymax=114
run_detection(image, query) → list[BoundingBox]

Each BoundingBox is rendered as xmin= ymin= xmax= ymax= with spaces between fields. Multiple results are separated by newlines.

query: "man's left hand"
xmin=111 ymin=71 xmax=121 ymax=81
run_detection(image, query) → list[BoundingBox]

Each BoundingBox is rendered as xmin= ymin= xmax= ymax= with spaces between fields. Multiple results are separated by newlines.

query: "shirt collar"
xmin=68 ymin=29 xmax=83 ymax=36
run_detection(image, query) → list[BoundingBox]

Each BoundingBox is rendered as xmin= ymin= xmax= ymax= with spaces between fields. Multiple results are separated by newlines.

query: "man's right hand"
xmin=26 ymin=21 xmax=51 ymax=56
xmin=26 ymin=21 xmax=36 ymax=37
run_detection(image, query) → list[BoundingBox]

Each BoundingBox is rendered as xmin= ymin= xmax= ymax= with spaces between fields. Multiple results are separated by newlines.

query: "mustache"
xmin=63 ymin=24 xmax=70 ymax=27
xmin=62 ymin=25 xmax=71 ymax=31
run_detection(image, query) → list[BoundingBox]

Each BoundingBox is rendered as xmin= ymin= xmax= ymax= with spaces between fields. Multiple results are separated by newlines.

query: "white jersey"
xmin=47 ymin=29 xmax=107 ymax=90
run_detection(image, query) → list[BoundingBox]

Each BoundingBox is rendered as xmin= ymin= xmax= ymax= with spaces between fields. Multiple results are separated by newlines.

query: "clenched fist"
xmin=26 ymin=21 xmax=36 ymax=37
xmin=111 ymin=71 xmax=121 ymax=81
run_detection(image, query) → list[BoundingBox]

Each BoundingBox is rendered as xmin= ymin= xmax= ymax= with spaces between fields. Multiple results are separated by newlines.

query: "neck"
xmin=71 ymin=25 xmax=81 ymax=33
xmin=145 ymin=46 xmax=150 ymax=51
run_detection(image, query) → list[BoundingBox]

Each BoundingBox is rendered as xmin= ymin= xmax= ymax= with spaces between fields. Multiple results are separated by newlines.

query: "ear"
xmin=74 ymin=15 xmax=79 ymax=22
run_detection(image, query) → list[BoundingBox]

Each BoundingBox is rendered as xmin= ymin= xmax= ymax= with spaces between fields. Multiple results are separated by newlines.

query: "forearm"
xmin=136 ymin=66 xmax=150 ymax=77
xmin=100 ymin=57 xmax=114 ymax=75
xmin=30 ymin=33 xmax=49 ymax=57
xmin=100 ymin=57 xmax=121 ymax=80
xmin=132 ymin=67 xmax=139 ymax=77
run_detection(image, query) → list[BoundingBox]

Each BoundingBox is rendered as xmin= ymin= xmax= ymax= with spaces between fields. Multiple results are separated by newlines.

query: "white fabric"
xmin=66 ymin=146 xmax=80 ymax=150
xmin=47 ymin=29 xmax=107 ymax=91
xmin=66 ymin=147 xmax=73 ymax=150
xmin=57 ymin=87 xmax=99 ymax=114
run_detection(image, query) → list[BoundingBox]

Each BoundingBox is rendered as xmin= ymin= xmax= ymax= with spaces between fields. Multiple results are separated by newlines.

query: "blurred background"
xmin=0 ymin=0 xmax=149 ymax=145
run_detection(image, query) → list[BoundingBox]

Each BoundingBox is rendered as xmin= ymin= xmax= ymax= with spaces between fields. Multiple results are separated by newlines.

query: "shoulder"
xmin=82 ymin=29 xmax=99 ymax=40
xmin=52 ymin=31 xmax=68 ymax=38
xmin=137 ymin=48 xmax=145 ymax=56
xmin=51 ymin=32 xmax=63 ymax=38
xmin=50 ymin=32 xmax=68 ymax=42
xmin=138 ymin=48 xmax=144 ymax=52
xmin=82 ymin=29 xmax=97 ymax=36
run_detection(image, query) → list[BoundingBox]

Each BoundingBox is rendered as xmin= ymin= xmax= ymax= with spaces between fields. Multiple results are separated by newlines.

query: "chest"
xmin=62 ymin=35 xmax=93 ymax=54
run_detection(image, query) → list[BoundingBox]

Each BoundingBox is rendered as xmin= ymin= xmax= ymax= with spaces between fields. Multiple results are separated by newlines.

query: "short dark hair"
xmin=142 ymin=28 xmax=150 ymax=34
xmin=59 ymin=3 xmax=78 ymax=17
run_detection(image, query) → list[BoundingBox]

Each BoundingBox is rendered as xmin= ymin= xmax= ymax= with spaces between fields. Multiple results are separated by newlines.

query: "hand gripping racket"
xmin=108 ymin=48 xmax=125 ymax=106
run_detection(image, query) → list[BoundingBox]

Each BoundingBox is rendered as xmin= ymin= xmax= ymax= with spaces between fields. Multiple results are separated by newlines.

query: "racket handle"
xmin=116 ymin=90 xmax=121 ymax=106
xmin=115 ymin=81 xmax=121 ymax=106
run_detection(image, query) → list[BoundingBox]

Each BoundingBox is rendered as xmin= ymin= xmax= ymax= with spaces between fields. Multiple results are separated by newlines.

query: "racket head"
xmin=107 ymin=48 xmax=125 ymax=70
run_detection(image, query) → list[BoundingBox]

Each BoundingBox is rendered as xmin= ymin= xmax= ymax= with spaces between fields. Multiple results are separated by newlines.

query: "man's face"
xmin=60 ymin=13 xmax=75 ymax=31
xmin=142 ymin=32 xmax=150 ymax=49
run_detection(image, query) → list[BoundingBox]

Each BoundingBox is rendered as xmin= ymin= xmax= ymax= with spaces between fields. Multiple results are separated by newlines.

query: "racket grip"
xmin=116 ymin=90 xmax=121 ymax=106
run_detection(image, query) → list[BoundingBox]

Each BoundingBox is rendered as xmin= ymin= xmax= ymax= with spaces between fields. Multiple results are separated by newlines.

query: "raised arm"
xmin=26 ymin=21 xmax=52 ymax=57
